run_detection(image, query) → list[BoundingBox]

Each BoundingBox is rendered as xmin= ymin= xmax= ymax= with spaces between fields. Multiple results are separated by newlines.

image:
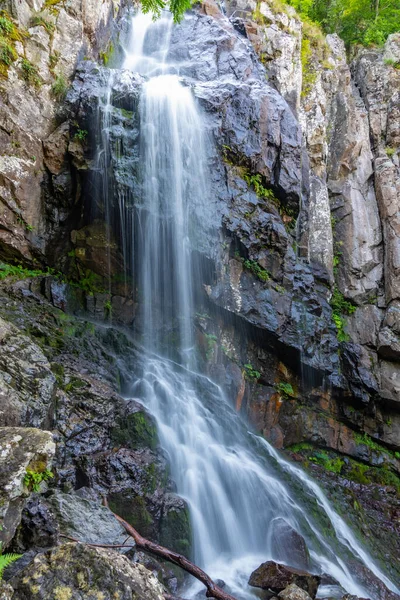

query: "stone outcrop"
xmin=249 ymin=561 xmax=320 ymax=598
xmin=0 ymin=0 xmax=125 ymax=265
xmin=0 ymin=427 xmax=55 ymax=547
xmin=9 ymin=542 xmax=166 ymax=600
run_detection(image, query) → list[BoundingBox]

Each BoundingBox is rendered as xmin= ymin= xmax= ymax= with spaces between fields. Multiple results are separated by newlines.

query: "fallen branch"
xmin=59 ymin=533 xmax=135 ymax=549
xmin=104 ymin=499 xmax=237 ymax=600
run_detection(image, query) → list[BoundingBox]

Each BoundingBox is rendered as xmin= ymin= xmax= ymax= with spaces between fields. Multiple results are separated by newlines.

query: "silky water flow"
xmin=95 ymin=11 xmax=399 ymax=600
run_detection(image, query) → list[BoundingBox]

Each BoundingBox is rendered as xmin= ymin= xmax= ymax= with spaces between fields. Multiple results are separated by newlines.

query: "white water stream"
xmin=108 ymin=11 xmax=400 ymax=599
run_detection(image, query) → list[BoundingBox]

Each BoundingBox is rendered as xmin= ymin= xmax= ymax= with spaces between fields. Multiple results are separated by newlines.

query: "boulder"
xmin=0 ymin=317 xmax=56 ymax=428
xmin=0 ymin=427 xmax=55 ymax=547
xmin=249 ymin=561 xmax=320 ymax=598
xmin=47 ymin=489 xmax=131 ymax=547
xmin=10 ymin=542 xmax=166 ymax=600
xmin=279 ymin=583 xmax=312 ymax=600
xmin=269 ymin=518 xmax=310 ymax=570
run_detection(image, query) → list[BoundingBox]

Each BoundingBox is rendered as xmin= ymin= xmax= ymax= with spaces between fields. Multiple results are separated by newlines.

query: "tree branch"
xmin=103 ymin=498 xmax=237 ymax=600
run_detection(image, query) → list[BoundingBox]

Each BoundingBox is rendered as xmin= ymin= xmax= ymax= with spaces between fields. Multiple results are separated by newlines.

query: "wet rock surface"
xmin=249 ymin=561 xmax=320 ymax=598
xmin=0 ymin=427 xmax=55 ymax=548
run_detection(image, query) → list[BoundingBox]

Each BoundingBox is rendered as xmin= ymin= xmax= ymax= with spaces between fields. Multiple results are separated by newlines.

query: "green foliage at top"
xmin=140 ymin=0 xmax=193 ymax=23
xmin=23 ymin=468 xmax=54 ymax=492
xmin=287 ymin=0 xmax=400 ymax=47
xmin=0 ymin=546 xmax=22 ymax=580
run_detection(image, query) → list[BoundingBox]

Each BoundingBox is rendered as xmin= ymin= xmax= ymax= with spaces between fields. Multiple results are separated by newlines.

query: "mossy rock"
xmin=159 ymin=498 xmax=192 ymax=558
xmin=111 ymin=410 xmax=158 ymax=451
xmin=108 ymin=494 xmax=154 ymax=539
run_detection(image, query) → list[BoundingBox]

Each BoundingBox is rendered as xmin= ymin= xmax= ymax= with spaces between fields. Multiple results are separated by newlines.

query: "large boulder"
xmin=249 ymin=561 xmax=321 ymax=598
xmin=0 ymin=427 xmax=55 ymax=547
xmin=0 ymin=316 xmax=56 ymax=428
xmin=10 ymin=542 xmax=166 ymax=600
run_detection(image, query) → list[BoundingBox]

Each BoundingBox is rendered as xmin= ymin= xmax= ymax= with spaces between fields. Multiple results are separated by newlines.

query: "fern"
xmin=0 ymin=552 xmax=22 ymax=579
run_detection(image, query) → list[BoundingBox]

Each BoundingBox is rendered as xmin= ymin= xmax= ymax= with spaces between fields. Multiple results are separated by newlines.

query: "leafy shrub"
xmin=275 ymin=382 xmax=295 ymax=398
xmin=243 ymin=259 xmax=270 ymax=282
xmin=74 ymin=128 xmax=88 ymax=142
xmin=23 ymin=468 xmax=54 ymax=492
xmin=330 ymin=287 xmax=356 ymax=342
xmin=244 ymin=363 xmax=261 ymax=382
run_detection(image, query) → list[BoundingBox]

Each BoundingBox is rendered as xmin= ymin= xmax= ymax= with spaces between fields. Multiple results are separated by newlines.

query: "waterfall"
xmin=100 ymin=11 xmax=399 ymax=600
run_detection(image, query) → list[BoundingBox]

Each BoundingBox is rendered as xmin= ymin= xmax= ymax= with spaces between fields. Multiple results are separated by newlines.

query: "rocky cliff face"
xmin=0 ymin=0 xmax=399 ymax=594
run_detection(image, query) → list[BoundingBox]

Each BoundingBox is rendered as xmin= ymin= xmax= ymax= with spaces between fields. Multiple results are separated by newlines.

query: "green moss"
xmin=109 ymin=494 xmax=154 ymax=538
xmin=51 ymin=362 xmax=64 ymax=386
xmin=160 ymin=505 xmax=192 ymax=558
xmin=111 ymin=411 xmax=158 ymax=450
xmin=100 ymin=41 xmax=114 ymax=66
xmin=64 ymin=377 xmax=87 ymax=393
xmin=204 ymin=333 xmax=217 ymax=360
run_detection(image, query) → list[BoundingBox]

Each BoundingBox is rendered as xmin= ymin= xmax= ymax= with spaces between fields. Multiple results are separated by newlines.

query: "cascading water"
xmin=99 ymin=10 xmax=400 ymax=600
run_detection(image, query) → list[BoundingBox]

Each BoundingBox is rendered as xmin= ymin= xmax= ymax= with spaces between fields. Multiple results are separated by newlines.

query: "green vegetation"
xmin=104 ymin=299 xmax=112 ymax=317
xmin=74 ymin=128 xmax=88 ymax=142
xmin=243 ymin=259 xmax=270 ymax=282
xmin=0 ymin=263 xmax=49 ymax=280
xmin=100 ymin=41 xmax=114 ymax=66
xmin=51 ymin=74 xmax=68 ymax=99
xmin=0 ymin=546 xmax=22 ymax=580
xmin=386 ymin=146 xmax=396 ymax=157
xmin=140 ymin=0 xmax=193 ymax=23
xmin=330 ymin=286 xmax=356 ymax=342
xmin=275 ymin=382 xmax=295 ymax=398
xmin=244 ymin=363 xmax=261 ymax=382
xmin=30 ymin=12 xmax=55 ymax=33
xmin=20 ymin=58 xmax=42 ymax=88
xmin=287 ymin=0 xmax=400 ymax=47
xmin=111 ymin=411 xmax=158 ymax=451
xmin=204 ymin=333 xmax=217 ymax=360
xmin=23 ymin=468 xmax=54 ymax=492
xmin=0 ymin=12 xmax=23 ymax=78
xmin=243 ymin=173 xmax=277 ymax=202
xmin=384 ymin=58 xmax=400 ymax=68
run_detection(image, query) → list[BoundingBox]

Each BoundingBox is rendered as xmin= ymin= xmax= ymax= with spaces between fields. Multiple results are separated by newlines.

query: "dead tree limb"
xmin=59 ymin=533 xmax=135 ymax=549
xmin=104 ymin=500 xmax=238 ymax=600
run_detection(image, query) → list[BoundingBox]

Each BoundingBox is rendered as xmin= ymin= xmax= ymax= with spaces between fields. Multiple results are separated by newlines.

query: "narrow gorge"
xmin=0 ymin=0 xmax=399 ymax=599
